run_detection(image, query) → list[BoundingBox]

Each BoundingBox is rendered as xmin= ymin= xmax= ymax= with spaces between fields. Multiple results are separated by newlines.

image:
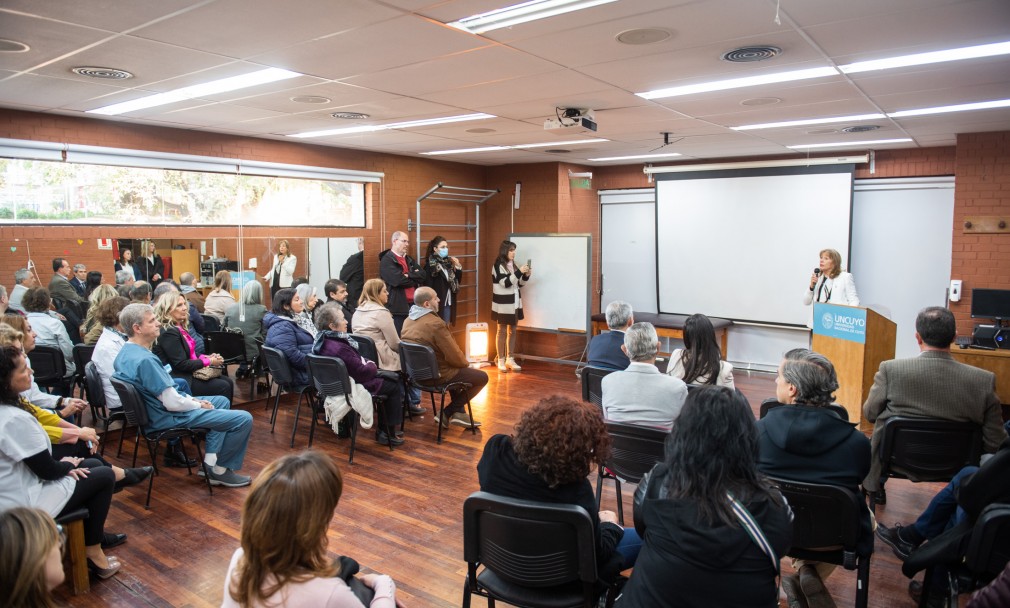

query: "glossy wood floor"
xmin=55 ymin=363 xmax=943 ymax=608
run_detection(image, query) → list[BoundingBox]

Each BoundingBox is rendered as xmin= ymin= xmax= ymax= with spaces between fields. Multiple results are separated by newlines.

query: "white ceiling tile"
xmin=0 ymin=1 xmax=207 ymax=32
xmin=0 ymin=71 xmax=128 ymax=109
xmin=0 ymin=12 xmax=111 ymax=73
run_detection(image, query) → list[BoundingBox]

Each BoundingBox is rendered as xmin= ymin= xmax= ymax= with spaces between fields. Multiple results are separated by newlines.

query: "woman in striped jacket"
xmin=490 ymin=240 xmax=531 ymax=373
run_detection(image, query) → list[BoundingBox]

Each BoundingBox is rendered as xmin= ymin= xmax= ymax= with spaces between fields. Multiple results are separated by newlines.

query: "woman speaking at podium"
xmin=804 ymin=248 xmax=859 ymax=308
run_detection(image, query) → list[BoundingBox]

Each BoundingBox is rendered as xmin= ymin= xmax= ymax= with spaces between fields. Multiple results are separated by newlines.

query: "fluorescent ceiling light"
xmin=588 ymin=152 xmax=683 ymax=161
xmin=290 ymin=113 xmax=495 ymax=138
xmin=887 ymin=98 xmax=1010 ymax=118
xmin=840 ymin=41 xmax=1010 ymax=74
xmin=422 ymin=138 xmax=608 ymax=155
xmin=644 ymin=155 xmax=869 ymax=174
xmin=732 ymin=113 xmax=886 ymax=131
xmin=88 ymin=68 xmax=301 ymax=116
xmin=788 ymin=138 xmax=912 ymax=150
xmin=447 ymin=0 xmax=618 ymax=34
xmin=637 ymin=67 xmax=838 ymax=100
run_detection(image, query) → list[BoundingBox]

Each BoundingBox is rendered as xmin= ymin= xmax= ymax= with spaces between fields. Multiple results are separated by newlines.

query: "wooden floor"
xmin=55 ymin=363 xmax=943 ymax=608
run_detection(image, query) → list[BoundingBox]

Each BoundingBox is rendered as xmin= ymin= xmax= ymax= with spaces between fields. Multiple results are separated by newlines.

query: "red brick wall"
xmin=949 ymin=131 xmax=1010 ymax=335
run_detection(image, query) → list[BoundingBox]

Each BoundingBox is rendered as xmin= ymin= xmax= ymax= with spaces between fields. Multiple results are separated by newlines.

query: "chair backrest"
xmin=352 ymin=334 xmax=379 ymax=365
xmin=879 ymin=416 xmax=983 ymax=483
xmin=463 ymin=491 xmax=598 ymax=589
xmin=604 ymin=421 xmax=667 ymax=483
xmin=204 ymin=331 xmax=247 ymax=364
xmin=27 ymin=345 xmax=67 ymax=386
xmin=306 ymin=354 xmax=352 ymax=399
xmin=769 ymin=477 xmax=864 ymax=553
xmin=83 ymin=361 xmax=106 ymax=410
xmin=72 ymin=344 xmax=95 ymax=376
xmin=759 ymin=399 xmax=850 ymax=422
xmin=110 ymin=377 xmax=151 ymax=429
xmin=399 ymin=341 xmax=440 ymax=383
xmin=964 ymin=503 xmax=1010 ymax=577
xmin=261 ymin=346 xmax=295 ymax=387
xmin=200 ymin=314 xmax=222 ymax=333
xmin=580 ymin=366 xmax=614 ymax=407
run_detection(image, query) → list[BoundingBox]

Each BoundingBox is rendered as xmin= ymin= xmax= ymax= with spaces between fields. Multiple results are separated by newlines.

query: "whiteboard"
xmin=656 ymin=167 xmax=853 ymax=326
xmin=509 ymin=234 xmax=591 ymax=333
xmin=600 ymin=189 xmax=657 ymax=313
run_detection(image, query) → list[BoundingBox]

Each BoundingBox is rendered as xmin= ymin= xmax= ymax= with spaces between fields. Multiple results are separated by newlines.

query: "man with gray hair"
xmin=379 ymin=230 xmax=426 ymax=334
xmin=115 ymin=269 xmax=135 ymax=297
xmin=9 ymin=268 xmax=35 ymax=313
xmin=601 ymin=321 xmax=687 ymax=431
xmin=179 ymin=271 xmax=205 ymax=312
xmin=112 ymin=303 xmax=252 ymax=486
xmin=70 ymin=263 xmax=88 ymax=296
xmin=756 ymin=348 xmax=871 ymax=608
xmin=587 ymin=300 xmax=634 ymax=370
xmin=129 ymin=280 xmax=152 ymax=304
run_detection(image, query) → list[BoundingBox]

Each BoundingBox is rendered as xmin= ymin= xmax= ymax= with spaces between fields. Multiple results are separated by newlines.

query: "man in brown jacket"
xmin=400 ymin=286 xmax=487 ymax=428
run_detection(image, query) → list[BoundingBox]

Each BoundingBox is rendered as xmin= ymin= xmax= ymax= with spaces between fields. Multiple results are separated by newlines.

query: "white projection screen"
xmin=656 ymin=166 xmax=854 ymax=326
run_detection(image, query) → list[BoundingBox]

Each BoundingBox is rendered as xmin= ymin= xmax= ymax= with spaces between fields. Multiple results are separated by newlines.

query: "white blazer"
xmin=263 ymin=253 xmax=297 ymax=288
xmin=804 ymin=271 xmax=859 ymax=307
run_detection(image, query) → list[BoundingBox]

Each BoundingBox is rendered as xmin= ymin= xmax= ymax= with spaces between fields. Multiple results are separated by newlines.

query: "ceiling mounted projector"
xmin=545 ymin=108 xmax=597 ymax=132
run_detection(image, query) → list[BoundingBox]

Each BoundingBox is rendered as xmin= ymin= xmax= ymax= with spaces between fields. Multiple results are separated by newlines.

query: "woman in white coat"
xmin=262 ymin=239 xmax=296 ymax=299
xmin=804 ymin=248 xmax=859 ymax=308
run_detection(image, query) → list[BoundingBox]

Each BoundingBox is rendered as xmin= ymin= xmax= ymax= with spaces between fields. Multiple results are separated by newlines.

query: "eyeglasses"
xmin=56 ymin=523 xmax=66 ymax=556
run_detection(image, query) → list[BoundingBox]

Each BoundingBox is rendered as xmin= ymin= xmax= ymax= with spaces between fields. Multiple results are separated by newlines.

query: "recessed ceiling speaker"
xmin=616 ymin=28 xmax=672 ymax=45
xmin=0 ymin=39 xmax=30 ymax=53
xmin=290 ymin=96 xmax=331 ymax=104
xmin=722 ymin=46 xmax=782 ymax=62
xmin=71 ymin=66 xmax=133 ymax=80
xmin=740 ymin=97 xmax=782 ymax=106
xmin=330 ymin=112 xmax=370 ymax=119
xmin=842 ymin=125 xmax=881 ymax=133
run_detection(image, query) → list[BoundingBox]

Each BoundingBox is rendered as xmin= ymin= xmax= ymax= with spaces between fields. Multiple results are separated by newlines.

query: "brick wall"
xmin=949 ymin=131 xmax=1010 ymax=335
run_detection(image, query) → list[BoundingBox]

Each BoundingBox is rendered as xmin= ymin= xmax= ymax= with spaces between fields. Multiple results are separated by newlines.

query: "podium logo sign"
xmin=815 ymin=304 xmax=866 ymax=344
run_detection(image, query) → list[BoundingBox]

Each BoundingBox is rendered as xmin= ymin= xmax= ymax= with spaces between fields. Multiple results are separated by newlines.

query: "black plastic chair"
xmin=261 ymin=346 xmax=310 ymax=435
xmin=354 ymin=333 xmax=412 ymax=428
xmin=580 ymin=366 xmax=614 ymax=409
xmin=83 ymin=361 xmax=128 ymax=457
xmin=205 ymin=330 xmax=256 ymax=393
xmin=920 ymin=503 xmax=1010 ymax=608
xmin=200 ymin=313 xmax=222 ymax=333
xmin=769 ymin=477 xmax=872 ymax=608
xmin=27 ymin=344 xmax=67 ymax=394
xmin=870 ymin=416 xmax=983 ymax=511
xmin=462 ymin=491 xmax=622 ymax=608
xmin=305 ymin=354 xmax=390 ymax=461
xmin=759 ymin=398 xmax=850 ymax=421
xmin=110 ymin=377 xmax=213 ymax=509
xmin=399 ymin=341 xmax=477 ymax=444
xmin=594 ymin=421 xmax=667 ymax=525
xmin=71 ymin=343 xmax=94 ymax=399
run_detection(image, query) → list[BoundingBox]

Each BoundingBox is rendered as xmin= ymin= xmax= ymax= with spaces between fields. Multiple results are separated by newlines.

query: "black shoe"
xmin=909 ymin=580 xmax=949 ymax=608
xmin=114 ymin=466 xmax=154 ymax=492
xmin=163 ymin=445 xmax=198 ymax=468
xmin=100 ymin=532 xmax=128 ymax=549
xmin=876 ymin=523 xmax=919 ymax=560
xmin=336 ymin=419 xmax=351 ymax=439
xmin=376 ymin=429 xmax=404 ymax=446
xmin=407 ymin=403 xmax=426 ymax=416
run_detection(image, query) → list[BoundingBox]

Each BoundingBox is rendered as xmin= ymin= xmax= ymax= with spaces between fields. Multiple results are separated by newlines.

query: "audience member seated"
xmin=48 ymin=258 xmax=87 ymax=320
xmin=400 ymin=287 xmax=486 ymax=428
xmin=324 ymin=278 xmax=354 ymax=333
xmin=619 ymin=386 xmax=792 ymax=607
xmin=204 ymin=270 xmax=237 ymax=324
xmin=0 ymin=286 xmax=7 ymax=317
xmin=70 ymin=264 xmax=88 ymax=296
xmin=113 ymin=303 xmax=252 ymax=488
xmin=179 ymin=272 xmax=206 ymax=312
xmin=756 ymin=348 xmax=871 ymax=608
xmin=21 ymin=286 xmax=77 ymax=385
xmin=968 ymin=561 xmax=1010 ymax=608
xmin=601 ymin=322 xmax=687 ymax=431
xmin=129 ymin=281 xmax=152 ymax=304
xmin=314 ymin=302 xmax=405 ymax=447
xmin=225 ymin=281 xmax=267 ymax=378
xmin=81 ymin=284 xmax=119 ymax=345
xmin=587 ymin=300 xmax=633 ymax=370
xmin=478 ymin=396 xmax=639 ymax=585
xmin=666 ymin=313 xmax=734 ymax=388
xmin=154 ymin=282 xmax=206 ymax=355
xmin=83 ymin=270 xmax=103 ymax=300
xmin=295 ymin=283 xmax=320 ymax=337
xmin=263 ymin=288 xmax=314 ymax=387
xmin=862 ymin=306 xmax=1005 ymax=499
xmin=152 ymin=293 xmax=234 ymax=403
xmin=222 ymin=450 xmax=398 ymax=607
xmin=876 ymin=437 xmax=1010 ymax=606
xmin=352 ymin=279 xmax=421 ymax=411
xmin=0 ymin=345 xmax=123 ymax=578
xmin=9 ymin=267 xmax=35 ymax=313
xmin=115 ymin=269 xmax=134 ymax=297
xmin=91 ymin=297 xmax=132 ymax=412
xmin=2 ymin=314 xmax=85 ymax=419
xmin=0 ymin=507 xmax=66 ymax=604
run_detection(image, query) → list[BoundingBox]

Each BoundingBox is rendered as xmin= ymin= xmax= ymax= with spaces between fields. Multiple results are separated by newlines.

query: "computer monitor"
xmin=970 ymin=288 xmax=1010 ymax=321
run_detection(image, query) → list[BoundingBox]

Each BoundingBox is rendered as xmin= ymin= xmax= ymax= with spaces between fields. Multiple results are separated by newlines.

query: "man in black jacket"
xmin=338 ymin=237 xmax=364 ymax=310
xmin=379 ymin=231 xmax=426 ymax=335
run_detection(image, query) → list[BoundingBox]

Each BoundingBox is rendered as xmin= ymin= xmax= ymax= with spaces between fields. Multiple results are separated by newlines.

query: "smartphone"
xmin=526 ymin=259 xmax=532 ymax=269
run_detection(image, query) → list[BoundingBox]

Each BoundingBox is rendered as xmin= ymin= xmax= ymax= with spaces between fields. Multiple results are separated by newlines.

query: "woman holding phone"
xmin=490 ymin=240 xmax=531 ymax=373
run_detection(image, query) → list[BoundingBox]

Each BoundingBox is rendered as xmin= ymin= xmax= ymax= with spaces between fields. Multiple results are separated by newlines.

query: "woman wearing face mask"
xmin=424 ymin=236 xmax=463 ymax=326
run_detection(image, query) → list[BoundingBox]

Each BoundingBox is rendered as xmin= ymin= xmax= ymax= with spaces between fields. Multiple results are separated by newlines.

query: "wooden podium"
xmin=812 ymin=304 xmax=896 ymax=430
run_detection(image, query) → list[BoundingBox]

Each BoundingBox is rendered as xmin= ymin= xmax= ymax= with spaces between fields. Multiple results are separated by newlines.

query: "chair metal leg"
xmin=195 ymin=437 xmax=213 ymax=498
xmin=131 ymin=428 xmax=141 ymax=467
xmin=595 ymin=469 xmax=604 ymax=509
xmin=920 ymin=567 xmax=934 ymax=608
xmin=270 ymin=389 xmax=282 ymax=432
xmin=429 ymin=391 xmax=438 ymax=417
xmin=436 ymin=392 xmax=447 ymax=444
xmin=144 ymin=437 xmax=158 ymax=509
xmin=615 ymin=478 xmax=624 ymax=525
xmin=462 ymin=580 xmax=471 ymax=608
xmin=348 ymin=411 xmax=358 ymax=464
xmin=116 ymin=422 xmax=127 ymax=458
xmin=307 ymin=397 xmax=319 ymax=448
xmin=290 ymin=390 xmax=304 ymax=448
xmin=855 ymin=555 xmax=870 ymax=608
xmin=464 ymin=397 xmax=477 ymax=435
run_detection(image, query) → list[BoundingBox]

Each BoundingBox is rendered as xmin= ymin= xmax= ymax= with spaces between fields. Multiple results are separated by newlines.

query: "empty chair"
xmin=260 ymin=346 xmax=310 ymax=435
xmin=27 ymin=344 xmax=67 ymax=394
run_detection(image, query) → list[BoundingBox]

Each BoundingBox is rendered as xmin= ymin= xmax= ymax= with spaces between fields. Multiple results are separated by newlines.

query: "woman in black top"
xmin=424 ymin=235 xmax=463 ymax=326
xmin=152 ymin=293 xmax=234 ymax=402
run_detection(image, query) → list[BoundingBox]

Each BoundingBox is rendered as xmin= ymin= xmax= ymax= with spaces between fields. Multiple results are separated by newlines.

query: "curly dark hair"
xmin=20 ymin=287 xmax=51 ymax=313
xmin=96 ymin=296 xmax=131 ymax=328
xmin=512 ymin=395 xmax=610 ymax=488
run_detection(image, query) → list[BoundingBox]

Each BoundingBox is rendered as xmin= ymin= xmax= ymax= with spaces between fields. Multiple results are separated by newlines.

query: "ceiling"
xmin=1 ymin=0 xmax=1008 ymax=166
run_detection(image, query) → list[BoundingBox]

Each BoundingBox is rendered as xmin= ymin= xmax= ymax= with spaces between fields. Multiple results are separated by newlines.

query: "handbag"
xmin=335 ymin=556 xmax=375 ymax=605
xmin=192 ymin=366 xmax=223 ymax=381
xmin=727 ymin=491 xmax=782 ymax=601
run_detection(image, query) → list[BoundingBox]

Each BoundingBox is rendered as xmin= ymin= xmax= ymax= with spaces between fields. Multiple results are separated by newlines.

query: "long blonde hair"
xmin=153 ymin=293 xmax=188 ymax=330
xmin=229 ymin=450 xmax=343 ymax=605
xmin=0 ymin=507 xmax=61 ymax=608
xmin=82 ymin=283 xmax=119 ymax=333
xmin=358 ymin=278 xmax=386 ymax=308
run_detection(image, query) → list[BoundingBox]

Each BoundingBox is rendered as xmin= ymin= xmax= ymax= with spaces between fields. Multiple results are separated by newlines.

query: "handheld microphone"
xmin=813 ymin=268 xmax=821 ymax=277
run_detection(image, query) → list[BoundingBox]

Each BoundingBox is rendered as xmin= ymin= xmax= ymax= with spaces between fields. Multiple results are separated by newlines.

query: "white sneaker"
xmin=505 ymin=357 xmax=522 ymax=371
xmin=497 ymin=358 xmax=508 ymax=373
xmin=449 ymin=412 xmax=482 ymax=427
